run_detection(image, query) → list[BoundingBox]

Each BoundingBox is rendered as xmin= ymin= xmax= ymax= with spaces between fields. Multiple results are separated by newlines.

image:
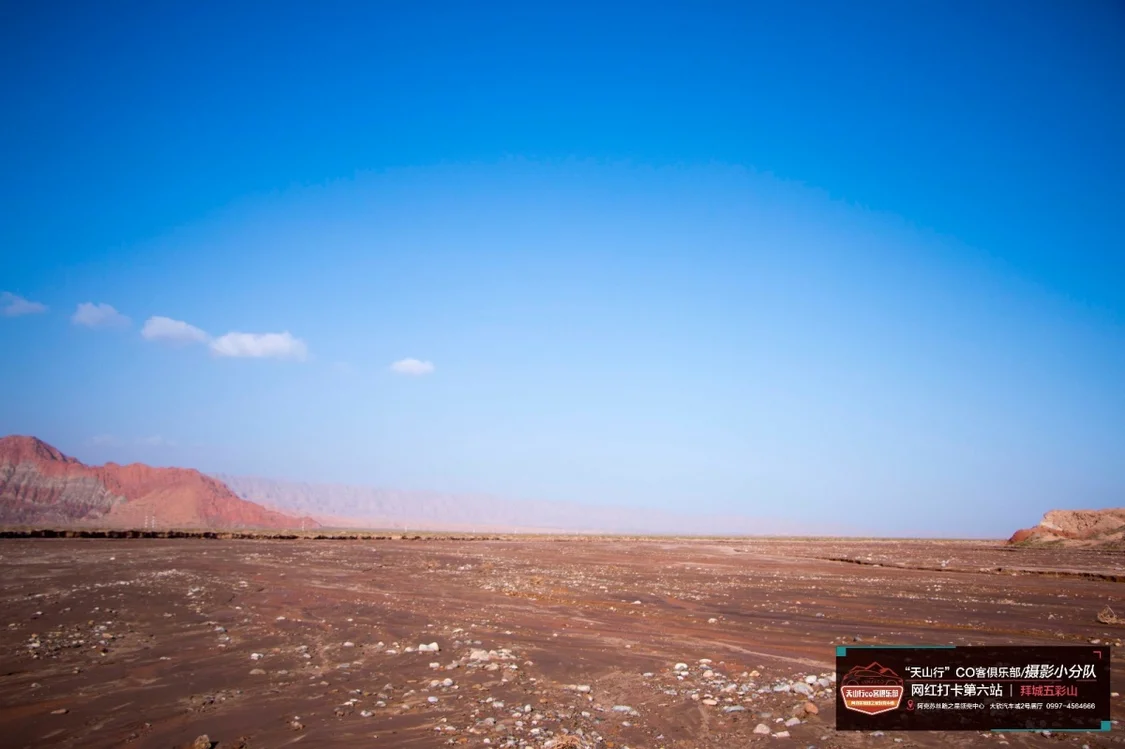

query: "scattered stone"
xmin=51 ymin=708 xmax=68 ymax=715
xmin=250 ymin=668 xmax=266 ymax=675
xmin=804 ymin=701 xmax=819 ymax=715
xmin=753 ymin=723 xmax=771 ymax=734
xmin=722 ymin=705 xmax=746 ymax=713
xmin=190 ymin=736 xmax=212 ymax=749
xmin=773 ymin=730 xmax=790 ymax=738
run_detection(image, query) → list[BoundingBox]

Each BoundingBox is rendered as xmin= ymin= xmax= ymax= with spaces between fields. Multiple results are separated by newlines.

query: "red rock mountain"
xmin=0 ymin=435 xmax=317 ymax=530
xmin=1009 ymin=508 xmax=1125 ymax=547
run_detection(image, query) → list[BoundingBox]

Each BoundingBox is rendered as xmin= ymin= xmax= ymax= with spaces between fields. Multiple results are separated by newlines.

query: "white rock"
xmin=785 ymin=717 xmax=801 ymax=726
xmin=674 ymin=662 xmax=689 ymax=671
xmin=773 ymin=730 xmax=790 ymax=738
xmin=753 ymin=723 xmax=771 ymax=734
xmin=708 ymin=617 xmax=718 ymax=624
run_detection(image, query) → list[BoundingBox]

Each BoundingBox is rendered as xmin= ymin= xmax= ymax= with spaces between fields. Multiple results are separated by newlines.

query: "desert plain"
xmin=0 ymin=536 xmax=1121 ymax=749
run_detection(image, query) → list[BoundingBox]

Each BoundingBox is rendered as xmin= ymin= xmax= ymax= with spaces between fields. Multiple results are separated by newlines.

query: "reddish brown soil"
xmin=0 ymin=537 xmax=1121 ymax=749
xmin=0 ymin=436 xmax=316 ymax=530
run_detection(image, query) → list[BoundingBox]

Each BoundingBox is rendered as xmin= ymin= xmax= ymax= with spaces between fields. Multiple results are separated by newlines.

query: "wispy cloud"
xmin=141 ymin=316 xmax=209 ymax=344
xmin=1 ymin=291 xmax=48 ymax=317
xmin=89 ymin=434 xmax=122 ymax=447
xmin=390 ymin=358 xmax=435 ymax=376
xmin=210 ymin=331 xmax=308 ymax=360
xmin=72 ymin=302 xmax=130 ymax=329
xmin=137 ymin=435 xmax=176 ymax=447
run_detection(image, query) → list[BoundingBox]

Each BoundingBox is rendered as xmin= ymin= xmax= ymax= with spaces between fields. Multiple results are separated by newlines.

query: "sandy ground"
xmin=0 ymin=537 xmax=1121 ymax=749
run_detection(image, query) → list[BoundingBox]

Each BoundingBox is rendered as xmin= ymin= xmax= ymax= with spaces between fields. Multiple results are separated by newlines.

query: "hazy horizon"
xmin=3 ymin=2 xmax=1123 ymax=538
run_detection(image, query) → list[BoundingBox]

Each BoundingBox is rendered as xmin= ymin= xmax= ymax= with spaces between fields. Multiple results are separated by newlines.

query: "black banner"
xmin=835 ymin=645 xmax=1111 ymax=732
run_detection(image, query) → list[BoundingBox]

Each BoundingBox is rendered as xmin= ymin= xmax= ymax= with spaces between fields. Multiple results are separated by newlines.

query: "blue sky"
xmin=2 ymin=1 xmax=1123 ymax=536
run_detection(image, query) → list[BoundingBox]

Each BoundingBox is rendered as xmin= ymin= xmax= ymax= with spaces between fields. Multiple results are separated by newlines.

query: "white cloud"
xmin=210 ymin=331 xmax=308 ymax=360
xmin=72 ymin=302 xmax=130 ymax=329
xmin=141 ymin=316 xmax=210 ymax=344
xmin=390 ymin=358 xmax=435 ymax=376
xmin=1 ymin=291 xmax=48 ymax=317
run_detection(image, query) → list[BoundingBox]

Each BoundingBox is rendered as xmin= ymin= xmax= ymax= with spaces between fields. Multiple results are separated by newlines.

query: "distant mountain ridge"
xmin=0 ymin=435 xmax=317 ymax=530
xmin=215 ymin=474 xmax=837 ymax=535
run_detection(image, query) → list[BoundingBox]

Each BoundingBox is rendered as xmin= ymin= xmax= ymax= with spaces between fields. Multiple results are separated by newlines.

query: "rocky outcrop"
xmin=1009 ymin=508 xmax=1125 ymax=547
xmin=0 ymin=435 xmax=317 ymax=530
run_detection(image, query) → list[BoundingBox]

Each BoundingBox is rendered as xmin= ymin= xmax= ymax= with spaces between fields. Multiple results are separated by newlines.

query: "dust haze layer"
xmin=216 ymin=474 xmax=858 ymax=536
